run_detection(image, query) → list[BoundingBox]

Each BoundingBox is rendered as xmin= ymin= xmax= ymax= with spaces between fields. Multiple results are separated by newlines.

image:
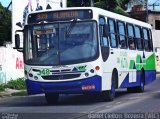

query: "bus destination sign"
xmin=28 ymin=9 xmax=93 ymax=24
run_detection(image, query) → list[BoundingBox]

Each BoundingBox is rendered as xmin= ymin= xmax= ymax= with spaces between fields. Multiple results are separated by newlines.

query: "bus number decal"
xmin=38 ymin=69 xmax=50 ymax=76
xmin=120 ymin=58 xmax=128 ymax=68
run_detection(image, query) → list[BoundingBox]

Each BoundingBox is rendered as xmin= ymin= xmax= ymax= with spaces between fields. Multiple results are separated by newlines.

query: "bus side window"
xmin=117 ymin=21 xmax=127 ymax=49
xmin=143 ymin=28 xmax=150 ymax=51
xmin=135 ymin=26 xmax=143 ymax=50
xmin=108 ymin=18 xmax=117 ymax=48
xmin=127 ymin=24 xmax=136 ymax=50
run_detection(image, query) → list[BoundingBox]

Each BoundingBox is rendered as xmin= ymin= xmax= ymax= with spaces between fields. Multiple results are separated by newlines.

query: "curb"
xmin=0 ymin=88 xmax=26 ymax=97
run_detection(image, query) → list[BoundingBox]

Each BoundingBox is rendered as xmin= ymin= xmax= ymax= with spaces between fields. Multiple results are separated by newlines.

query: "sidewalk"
xmin=0 ymin=88 xmax=24 ymax=97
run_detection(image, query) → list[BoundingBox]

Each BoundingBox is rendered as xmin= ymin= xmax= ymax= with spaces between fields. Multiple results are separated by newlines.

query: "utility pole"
xmin=148 ymin=3 xmax=160 ymax=10
xmin=145 ymin=0 xmax=148 ymax=23
xmin=7 ymin=1 xmax=12 ymax=11
xmin=90 ymin=0 xmax=94 ymax=7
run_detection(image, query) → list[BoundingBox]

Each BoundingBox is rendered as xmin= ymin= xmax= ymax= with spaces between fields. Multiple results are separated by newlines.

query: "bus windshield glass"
xmin=24 ymin=21 xmax=98 ymax=65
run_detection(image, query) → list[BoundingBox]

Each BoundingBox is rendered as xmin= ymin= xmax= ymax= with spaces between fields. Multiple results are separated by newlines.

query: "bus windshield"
xmin=24 ymin=21 xmax=99 ymax=66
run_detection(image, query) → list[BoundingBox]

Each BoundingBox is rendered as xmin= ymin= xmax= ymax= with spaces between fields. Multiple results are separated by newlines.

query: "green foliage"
xmin=0 ymin=84 xmax=5 ymax=91
xmin=67 ymin=0 xmax=91 ymax=7
xmin=5 ymin=78 xmax=26 ymax=90
xmin=0 ymin=2 xmax=11 ymax=46
xmin=95 ymin=0 xmax=130 ymax=16
xmin=67 ymin=0 xmax=130 ymax=16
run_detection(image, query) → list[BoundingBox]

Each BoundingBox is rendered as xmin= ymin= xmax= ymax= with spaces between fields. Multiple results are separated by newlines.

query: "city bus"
xmin=15 ymin=7 xmax=156 ymax=104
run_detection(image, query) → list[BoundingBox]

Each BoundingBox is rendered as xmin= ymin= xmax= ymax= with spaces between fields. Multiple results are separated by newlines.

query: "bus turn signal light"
xmin=95 ymin=66 xmax=100 ymax=71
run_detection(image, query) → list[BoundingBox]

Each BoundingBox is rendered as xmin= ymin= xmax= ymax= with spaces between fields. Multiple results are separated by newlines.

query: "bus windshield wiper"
xmin=65 ymin=18 xmax=77 ymax=37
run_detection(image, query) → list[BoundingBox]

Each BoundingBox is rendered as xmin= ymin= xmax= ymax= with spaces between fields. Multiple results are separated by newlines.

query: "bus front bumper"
xmin=26 ymin=75 xmax=102 ymax=95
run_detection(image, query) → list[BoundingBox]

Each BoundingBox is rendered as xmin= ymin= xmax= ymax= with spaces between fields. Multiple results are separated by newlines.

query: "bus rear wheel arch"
xmin=127 ymin=69 xmax=145 ymax=93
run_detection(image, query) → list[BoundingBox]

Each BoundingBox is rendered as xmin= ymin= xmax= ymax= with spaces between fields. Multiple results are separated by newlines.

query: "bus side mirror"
xmin=15 ymin=34 xmax=20 ymax=49
xmin=14 ymin=30 xmax=23 ymax=52
xmin=103 ymin=24 xmax=109 ymax=37
xmin=16 ymin=22 xmax=22 ymax=28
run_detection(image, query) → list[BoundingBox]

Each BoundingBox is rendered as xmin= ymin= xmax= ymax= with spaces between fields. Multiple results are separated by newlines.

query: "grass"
xmin=5 ymin=78 xmax=26 ymax=90
xmin=0 ymin=78 xmax=27 ymax=97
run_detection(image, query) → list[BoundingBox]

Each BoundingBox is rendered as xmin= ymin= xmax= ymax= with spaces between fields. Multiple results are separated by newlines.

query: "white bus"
xmin=15 ymin=7 xmax=156 ymax=104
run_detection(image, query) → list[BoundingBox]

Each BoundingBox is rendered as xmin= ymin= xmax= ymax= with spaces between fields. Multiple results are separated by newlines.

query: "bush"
xmin=0 ymin=84 xmax=5 ymax=92
xmin=5 ymin=78 xmax=26 ymax=90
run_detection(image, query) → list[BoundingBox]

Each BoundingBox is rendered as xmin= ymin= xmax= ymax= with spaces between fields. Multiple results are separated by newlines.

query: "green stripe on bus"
xmin=129 ymin=60 xmax=135 ymax=69
xmin=130 ymin=53 xmax=156 ymax=70
xmin=136 ymin=54 xmax=141 ymax=63
xmin=143 ymin=53 xmax=156 ymax=70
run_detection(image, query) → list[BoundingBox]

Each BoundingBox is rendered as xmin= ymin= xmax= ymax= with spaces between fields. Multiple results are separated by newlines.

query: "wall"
xmin=0 ymin=47 xmax=24 ymax=84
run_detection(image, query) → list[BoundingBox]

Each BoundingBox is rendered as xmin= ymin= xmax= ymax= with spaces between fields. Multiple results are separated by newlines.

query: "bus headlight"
xmin=90 ymin=69 xmax=94 ymax=73
xmin=85 ymin=73 xmax=89 ymax=77
xmin=34 ymin=76 xmax=38 ymax=80
xmin=29 ymin=73 xmax=33 ymax=77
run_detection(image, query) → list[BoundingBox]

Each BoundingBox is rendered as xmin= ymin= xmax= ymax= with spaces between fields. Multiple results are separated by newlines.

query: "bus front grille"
xmin=42 ymin=74 xmax=81 ymax=80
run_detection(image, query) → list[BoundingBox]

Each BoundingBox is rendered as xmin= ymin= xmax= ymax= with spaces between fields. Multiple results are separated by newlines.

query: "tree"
xmin=0 ymin=2 xmax=11 ymax=46
xmin=67 ymin=0 xmax=130 ymax=16
xmin=94 ymin=0 xmax=130 ymax=16
xmin=67 ymin=0 xmax=91 ymax=7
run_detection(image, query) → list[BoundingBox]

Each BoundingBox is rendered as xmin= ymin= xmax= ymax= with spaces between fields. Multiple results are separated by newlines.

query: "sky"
xmin=0 ymin=0 xmax=160 ymax=9
xmin=0 ymin=0 xmax=11 ymax=7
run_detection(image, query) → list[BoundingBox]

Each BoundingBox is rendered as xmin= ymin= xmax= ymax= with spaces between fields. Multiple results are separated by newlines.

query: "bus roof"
xmin=27 ymin=7 xmax=151 ymax=29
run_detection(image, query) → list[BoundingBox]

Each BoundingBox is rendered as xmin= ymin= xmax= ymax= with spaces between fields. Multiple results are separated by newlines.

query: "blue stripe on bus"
xmin=120 ymin=70 xmax=156 ymax=88
xmin=26 ymin=75 xmax=102 ymax=95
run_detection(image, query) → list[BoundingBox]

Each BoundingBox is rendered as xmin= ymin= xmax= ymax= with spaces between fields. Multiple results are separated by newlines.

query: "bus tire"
xmin=102 ymin=73 xmax=116 ymax=101
xmin=127 ymin=87 xmax=134 ymax=93
xmin=127 ymin=70 xmax=145 ymax=93
xmin=45 ymin=93 xmax=59 ymax=105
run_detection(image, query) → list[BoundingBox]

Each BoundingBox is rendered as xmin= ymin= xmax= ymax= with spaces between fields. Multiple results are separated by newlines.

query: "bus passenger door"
xmin=99 ymin=16 xmax=110 ymax=62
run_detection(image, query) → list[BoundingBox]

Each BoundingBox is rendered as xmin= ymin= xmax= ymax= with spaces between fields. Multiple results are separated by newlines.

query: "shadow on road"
xmin=0 ymin=89 xmax=130 ymax=107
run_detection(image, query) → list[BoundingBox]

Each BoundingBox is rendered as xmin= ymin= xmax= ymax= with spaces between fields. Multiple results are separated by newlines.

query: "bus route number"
xmin=37 ymin=13 xmax=48 ymax=20
xmin=38 ymin=69 xmax=50 ymax=76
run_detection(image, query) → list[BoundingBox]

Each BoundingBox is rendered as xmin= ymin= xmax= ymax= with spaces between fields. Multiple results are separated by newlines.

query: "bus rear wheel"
xmin=45 ymin=93 xmax=59 ymax=105
xmin=135 ymin=73 xmax=145 ymax=93
xmin=127 ymin=71 xmax=145 ymax=93
xmin=127 ymin=80 xmax=144 ymax=93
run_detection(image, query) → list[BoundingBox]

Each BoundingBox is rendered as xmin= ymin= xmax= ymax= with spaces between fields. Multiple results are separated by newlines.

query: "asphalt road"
xmin=0 ymin=75 xmax=160 ymax=119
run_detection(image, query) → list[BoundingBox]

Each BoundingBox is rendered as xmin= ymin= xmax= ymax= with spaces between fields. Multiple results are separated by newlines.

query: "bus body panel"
xmin=26 ymin=75 xmax=102 ymax=95
xmin=21 ymin=7 xmax=156 ymax=99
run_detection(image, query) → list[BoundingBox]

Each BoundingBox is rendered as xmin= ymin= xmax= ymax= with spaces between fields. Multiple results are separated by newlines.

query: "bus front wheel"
xmin=102 ymin=75 xmax=116 ymax=101
xmin=102 ymin=86 xmax=115 ymax=101
xmin=45 ymin=93 xmax=59 ymax=105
